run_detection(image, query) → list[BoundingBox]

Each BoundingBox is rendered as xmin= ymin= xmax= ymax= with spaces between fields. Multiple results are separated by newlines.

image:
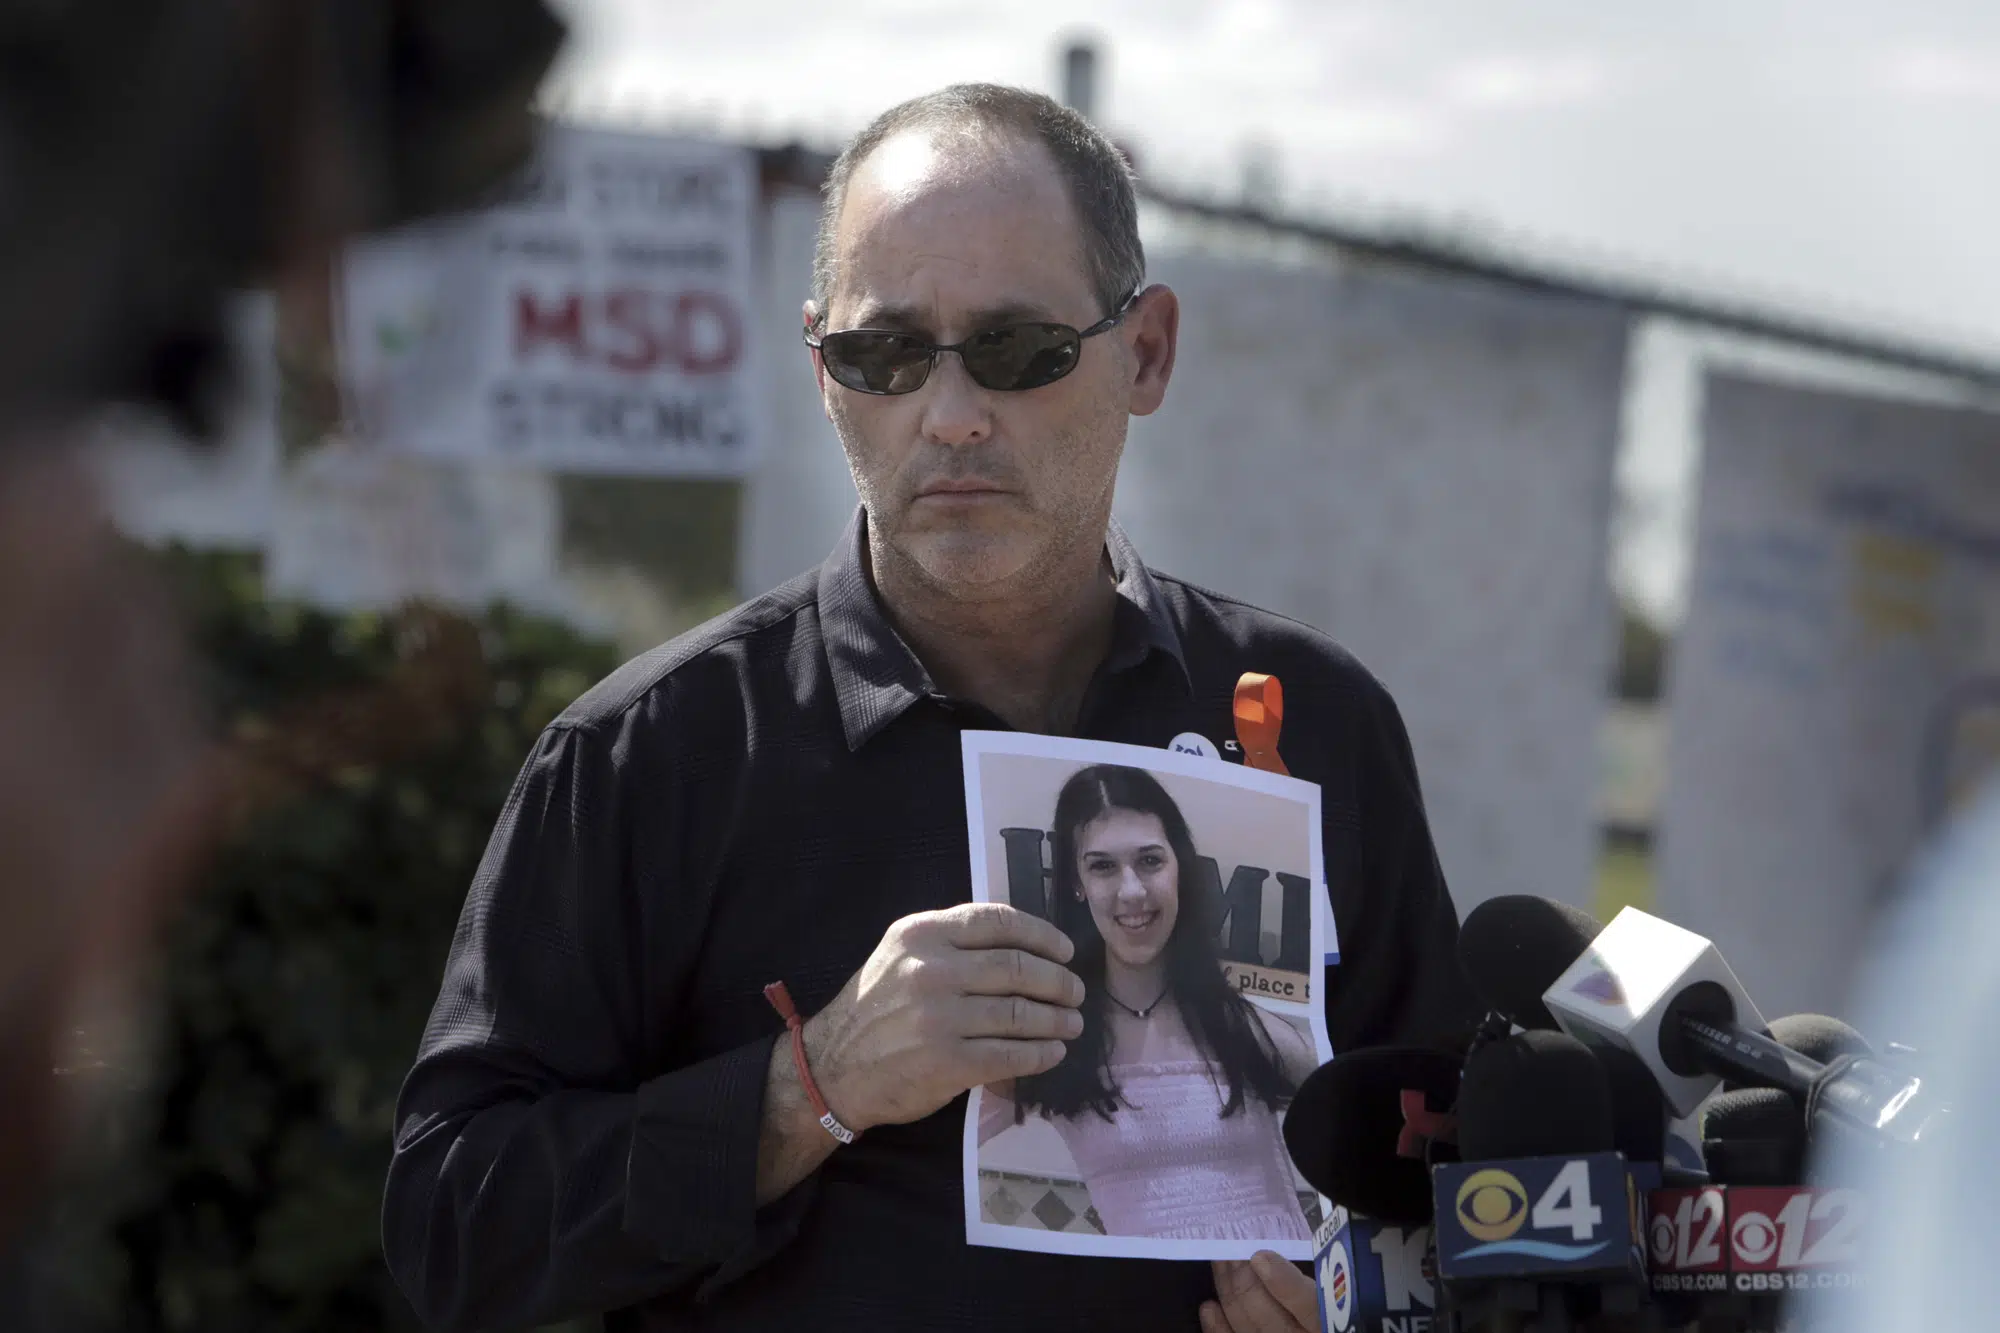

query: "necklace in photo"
xmin=1102 ymin=984 xmax=1170 ymax=1020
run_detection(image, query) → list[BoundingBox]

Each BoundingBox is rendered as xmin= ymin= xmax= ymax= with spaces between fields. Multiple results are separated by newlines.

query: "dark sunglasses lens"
xmin=962 ymin=324 xmax=1081 ymax=390
xmin=820 ymin=331 xmax=932 ymax=394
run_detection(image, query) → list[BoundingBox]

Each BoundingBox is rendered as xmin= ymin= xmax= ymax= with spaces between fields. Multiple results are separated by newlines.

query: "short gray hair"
xmin=810 ymin=84 xmax=1144 ymax=327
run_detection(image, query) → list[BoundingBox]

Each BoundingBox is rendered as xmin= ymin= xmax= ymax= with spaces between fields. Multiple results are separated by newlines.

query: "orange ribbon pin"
xmin=1232 ymin=672 xmax=1288 ymax=775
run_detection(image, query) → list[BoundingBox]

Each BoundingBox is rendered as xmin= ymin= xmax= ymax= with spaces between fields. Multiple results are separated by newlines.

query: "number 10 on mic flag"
xmin=1312 ymin=1207 xmax=1440 ymax=1333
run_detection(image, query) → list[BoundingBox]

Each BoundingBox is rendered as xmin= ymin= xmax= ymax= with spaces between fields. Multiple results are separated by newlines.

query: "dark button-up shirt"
xmin=384 ymin=510 xmax=1479 ymax=1332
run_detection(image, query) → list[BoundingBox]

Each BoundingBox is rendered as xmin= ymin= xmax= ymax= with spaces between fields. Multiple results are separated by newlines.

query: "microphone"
xmin=1591 ymin=1043 xmax=1668 ymax=1187
xmin=1708 ymin=1023 xmax=1871 ymax=1331
xmin=1702 ymin=1088 xmax=1805 ymax=1188
xmin=1283 ymin=1047 xmax=1461 ymax=1226
xmin=1458 ymin=897 xmax=1763 ymax=1116
xmin=1457 ymin=896 xmax=1603 ymax=1031
xmin=1455 ymin=1030 xmax=1614 ymax=1160
xmin=1724 ymin=1014 xmax=1873 ymax=1094
xmin=1465 ymin=897 xmax=1948 ymax=1149
xmin=1647 ymin=1023 xmax=1875 ymax=1332
xmin=1767 ymin=1013 xmax=1874 ymax=1065
xmin=1430 ymin=1031 xmax=1648 ymax=1330
xmin=1645 ymin=1091 xmax=1799 ymax=1332
xmin=1285 ymin=1049 xmax=1457 ymax=1332
xmin=1459 ymin=901 xmax=1674 ymax=1183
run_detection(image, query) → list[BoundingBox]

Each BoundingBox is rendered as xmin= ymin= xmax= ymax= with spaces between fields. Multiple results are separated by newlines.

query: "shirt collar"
xmin=817 ymin=507 xmax=1191 ymax=751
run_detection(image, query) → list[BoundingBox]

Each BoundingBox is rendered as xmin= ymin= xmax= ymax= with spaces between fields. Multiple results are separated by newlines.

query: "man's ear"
xmin=1124 ymin=284 xmax=1179 ymax=417
xmin=804 ymin=300 xmax=830 ymax=411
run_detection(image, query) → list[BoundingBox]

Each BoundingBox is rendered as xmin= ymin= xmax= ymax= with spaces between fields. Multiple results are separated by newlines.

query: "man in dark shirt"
xmin=384 ymin=83 xmax=1479 ymax=1332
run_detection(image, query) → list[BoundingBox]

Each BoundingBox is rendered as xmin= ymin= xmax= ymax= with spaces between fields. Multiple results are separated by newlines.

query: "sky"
xmin=548 ymin=0 xmax=2000 ymax=358
xmin=542 ymin=0 xmax=2000 ymax=622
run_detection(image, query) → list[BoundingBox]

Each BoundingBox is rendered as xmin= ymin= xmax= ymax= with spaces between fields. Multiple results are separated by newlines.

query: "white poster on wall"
xmin=1657 ymin=374 xmax=2000 ymax=1018
xmin=1115 ymin=254 xmax=1629 ymax=914
xmin=339 ymin=124 xmax=760 ymax=477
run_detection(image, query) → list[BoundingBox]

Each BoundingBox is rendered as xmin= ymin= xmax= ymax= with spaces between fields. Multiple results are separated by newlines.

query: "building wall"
xmin=1116 ymin=252 xmax=1628 ymax=912
xmin=735 ymin=187 xmax=859 ymax=595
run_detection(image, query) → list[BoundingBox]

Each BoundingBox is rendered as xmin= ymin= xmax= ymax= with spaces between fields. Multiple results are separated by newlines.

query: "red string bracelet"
xmin=763 ymin=981 xmax=857 ymax=1146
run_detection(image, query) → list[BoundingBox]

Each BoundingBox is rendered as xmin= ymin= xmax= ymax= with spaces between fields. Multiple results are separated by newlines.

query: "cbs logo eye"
xmin=1732 ymin=1211 xmax=1779 ymax=1265
xmin=1455 ymin=1169 xmax=1529 ymax=1243
xmin=1648 ymin=1213 xmax=1676 ymax=1264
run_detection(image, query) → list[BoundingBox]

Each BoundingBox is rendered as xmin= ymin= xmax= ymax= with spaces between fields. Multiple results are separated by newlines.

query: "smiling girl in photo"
xmin=981 ymin=764 xmax=1318 ymax=1241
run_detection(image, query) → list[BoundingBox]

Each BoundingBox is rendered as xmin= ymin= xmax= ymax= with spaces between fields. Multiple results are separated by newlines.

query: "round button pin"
xmin=1166 ymin=732 xmax=1221 ymax=760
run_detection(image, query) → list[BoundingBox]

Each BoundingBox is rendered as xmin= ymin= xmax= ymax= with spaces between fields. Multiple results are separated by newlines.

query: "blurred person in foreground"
xmin=0 ymin=0 xmax=562 ymax=1253
xmin=1805 ymin=768 xmax=2000 ymax=1332
xmin=385 ymin=83 xmax=1479 ymax=1333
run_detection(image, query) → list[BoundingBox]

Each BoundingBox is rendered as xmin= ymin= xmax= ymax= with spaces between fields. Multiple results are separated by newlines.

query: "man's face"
xmin=811 ymin=128 xmax=1162 ymax=598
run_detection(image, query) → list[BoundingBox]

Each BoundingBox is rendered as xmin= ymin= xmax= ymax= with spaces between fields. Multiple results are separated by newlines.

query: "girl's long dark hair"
xmin=1013 ymin=764 xmax=1297 ymax=1123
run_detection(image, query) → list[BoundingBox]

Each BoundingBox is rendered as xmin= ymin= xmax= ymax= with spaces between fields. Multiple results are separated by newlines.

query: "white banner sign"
xmin=339 ymin=125 xmax=760 ymax=476
xmin=1658 ymin=374 xmax=2000 ymax=1017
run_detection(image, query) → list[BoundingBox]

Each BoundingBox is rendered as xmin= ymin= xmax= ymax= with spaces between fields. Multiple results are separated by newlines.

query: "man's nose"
xmin=918 ymin=350 xmax=993 ymax=448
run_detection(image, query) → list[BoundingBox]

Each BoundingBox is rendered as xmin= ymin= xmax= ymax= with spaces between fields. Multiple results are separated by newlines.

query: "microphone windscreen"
xmin=1768 ymin=1013 xmax=1874 ymax=1064
xmin=1457 ymin=896 xmax=1603 ymax=1029
xmin=1456 ymin=1029 xmax=1615 ymax=1161
xmin=1283 ymin=1047 xmax=1462 ymax=1226
xmin=1701 ymin=1087 xmax=1806 ymax=1185
xmin=1722 ymin=1013 xmax=1874 ymax=1092
xmin=1767 ymin=1014 xmax=1881 ymax=1168
xmin=1591 ymin=1042 xmax=1668 ymax=1165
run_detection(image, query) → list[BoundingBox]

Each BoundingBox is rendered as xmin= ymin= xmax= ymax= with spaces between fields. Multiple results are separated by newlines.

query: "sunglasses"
xmin=804 ymin=292 xmax=1136 ymax=396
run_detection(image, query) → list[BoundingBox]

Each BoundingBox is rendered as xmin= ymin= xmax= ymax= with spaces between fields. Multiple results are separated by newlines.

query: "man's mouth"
xmin=917 ymin=482 xmax=1006 ymax=498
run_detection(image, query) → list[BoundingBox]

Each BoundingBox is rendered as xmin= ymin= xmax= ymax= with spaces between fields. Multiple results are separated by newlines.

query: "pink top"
xmin=985 ymin=1009 xmax=1314 ymax=1242
xmin=1049 ymin=1057 xmax=1312 ymax=1242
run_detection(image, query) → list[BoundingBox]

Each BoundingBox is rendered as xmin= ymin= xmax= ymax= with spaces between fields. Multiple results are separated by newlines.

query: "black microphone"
xmin=1431 ymin=1031 xmax=1649 ymax=1331
xmin=1461 ymin=902 xmax=1676 ymax=1184
xmin=1287 ymin=1050 xmax=1459 ymax=1332
xmin=1458 ymin=896 xmax=1604 ymax=1031
xmin=1647 ymin=1025 xmax=1875 ymax=1332
xmin=1592 ymin=1043 xmax=1668 ymax=1183
xmin=1767 ymin=1013 xmax=1874 ymax=1066
xmin=1456 ymin=1030 xmax=1614 ymax=1160
xmin=1460 ymin=897 xmax=1948 ymax=1149
xmin=1723 ymin=1014 xmax=1873 ymax=1094
xmin=1282 ymin=1046 xmax=1462 ymax=1226
xmin=1460 ymin=895 xmax=1774 ymax=1114
xmin=1652 ymin=1090 xmax=1807 ymax=1333
xmin=1704 ymin=1017 xmax=1871 ymax=1182
xmin=1703 ymin=1089 xmax=1805 ymax=1188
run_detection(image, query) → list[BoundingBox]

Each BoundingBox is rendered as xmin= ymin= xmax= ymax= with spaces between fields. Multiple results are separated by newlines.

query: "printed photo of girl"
xmin=962 ymin=736 xmax=1332 ymax=1261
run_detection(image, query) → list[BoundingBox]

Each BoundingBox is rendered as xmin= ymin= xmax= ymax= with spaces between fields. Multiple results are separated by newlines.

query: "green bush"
xmin=15 ymin=547 xmax=619 ymax=1332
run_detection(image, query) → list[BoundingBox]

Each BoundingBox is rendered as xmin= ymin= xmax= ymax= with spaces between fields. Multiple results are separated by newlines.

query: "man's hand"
xmin=1201 ymin=1253 xmax=1320 ymax=1333
xmin=805 ymin=902 xmax=1084 ymax=1132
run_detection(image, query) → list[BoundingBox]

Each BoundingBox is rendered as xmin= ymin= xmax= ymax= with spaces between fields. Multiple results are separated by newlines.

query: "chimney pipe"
xmin=1060 ymin=39 xmax=1098 ymax=121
